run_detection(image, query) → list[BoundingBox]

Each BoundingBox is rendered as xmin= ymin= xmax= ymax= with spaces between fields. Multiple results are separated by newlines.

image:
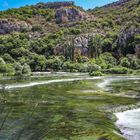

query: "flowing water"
xmin=115 ymin=109 xmax=140 ymax=140
xmin=0 ymin=74 xmax=140 ymax=140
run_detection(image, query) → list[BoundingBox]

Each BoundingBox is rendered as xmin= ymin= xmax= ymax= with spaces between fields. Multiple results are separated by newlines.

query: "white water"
xmin=1 ymin=75 xmax=140 ymax=90
xmin=0 ymin=77 xmax=102 ymax=90
xmin=115 ymin=109 xmax=140 ymax=140
xmin=32 ymin=72 xmax=88 ymax=77
xmin=97 ymin=76 xmax=140 ymax=140
xmin=98 ymin=76 xmax=140 ymax=91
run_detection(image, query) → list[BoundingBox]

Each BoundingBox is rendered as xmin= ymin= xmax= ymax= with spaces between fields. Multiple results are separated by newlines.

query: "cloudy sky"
xmin=0 ymin=0 xmax=118 ymax=10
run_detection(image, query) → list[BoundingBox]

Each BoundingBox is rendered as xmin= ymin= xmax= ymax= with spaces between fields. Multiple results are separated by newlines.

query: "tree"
xmin=61 ymin=35 xmax=76 ymax=62
xmin=0 ymin=64 xmax=14 ymax=75
xmin=97 ymin=52 xmax=117 ymax=69
xmin=0 ymin=57 xmax=5 ymax=65
xmin=120 ymin=57 xmax=131 ymax=68
xmin=29 ymin=54 xmax=47 ymax=71
xmin=14 ymin=63 xmax=23 ymax=76
xmin=22 ymin=63 xmax=31 ymax=75
xmin=102 ymin=38 xmax=113 ymax=52
xmin=88 ymin=34 xmax=103 ymax=58
xmin=2 ymin=53 xmax=15 ymax=63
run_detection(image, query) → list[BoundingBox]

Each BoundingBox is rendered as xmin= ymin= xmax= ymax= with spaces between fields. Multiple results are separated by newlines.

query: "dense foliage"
xmin=0 ymin=0 xmax=140 ymax=76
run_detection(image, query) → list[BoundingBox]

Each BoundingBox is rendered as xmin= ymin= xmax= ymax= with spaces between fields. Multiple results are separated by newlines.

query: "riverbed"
xmin=0 ymin=74 xmax=140 ymax=140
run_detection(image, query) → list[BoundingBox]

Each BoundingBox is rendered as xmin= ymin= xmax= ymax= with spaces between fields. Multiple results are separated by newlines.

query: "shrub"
xmin=22 ymin=63 xmax=31 ymax=76
xmin=2 ymin=54 xmax=15 ymax=63
xmin=120 ymin=57 xmax=130 ymax=68
xmin=88 ymin=63 xmax=101 ymax=73
xmin=0 ymin=57 xmax=5 ymax=65
xmin=96 ymin=53 xmax=117 ymax=69
xmin=14 ymin=63 xmax=23 ymax=76
xmin=120 ymin=55 xmax=140 ymax=70
xmin=32 ymin=25 xmax=43 ymax=32
xmin=0 ymin=64 xmax=14 ymax=75
xmin=89 ymin=71 xmax=103 ymax=76
xmin=104 ymin=67 xmax=131 ymax=74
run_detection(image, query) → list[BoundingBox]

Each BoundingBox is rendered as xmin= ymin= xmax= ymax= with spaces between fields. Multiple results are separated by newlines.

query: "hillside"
xmin=0 ymin=0 xmax=140 ymax=75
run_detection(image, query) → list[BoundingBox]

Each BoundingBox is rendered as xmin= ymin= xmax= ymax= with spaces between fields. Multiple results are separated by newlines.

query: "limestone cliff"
xmin=0 ymin=19 xmax=32 ymax=34
xmin=55 ymin=7 xmax=89 ymax=24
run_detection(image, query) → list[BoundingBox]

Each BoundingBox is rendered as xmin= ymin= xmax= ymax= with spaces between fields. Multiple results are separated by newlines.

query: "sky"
xmin=0 ymin=0 xmax=118 ymax=11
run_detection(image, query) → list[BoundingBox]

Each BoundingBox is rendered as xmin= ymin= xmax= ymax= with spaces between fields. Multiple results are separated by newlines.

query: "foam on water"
xmin=0 ymin=77 xmax=102 ymax=90
xmin=115 ymin=108 xmax=140 ymax=140
xmin=97 ymin=76 xmax=140 ymax=91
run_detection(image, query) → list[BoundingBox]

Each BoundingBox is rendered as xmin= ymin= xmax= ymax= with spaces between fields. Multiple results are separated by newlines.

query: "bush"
xmin=22 ymin=63 xmax=31 ymax=76
xmin=89 ymin=71 xmax=103 ymax=76
xmin=46 ymin=56 xmax=64 ymax=71
xmin=14 ymin=63 xmax=23 ymax=76
xmin=0 ymin=64 xmax=14 ymax=75
xmin=104 ymin=67 xmax=131 ymax=74
xmin=32 ymin=25 xmax=43 ymax=32
xmin=120 ymin=55 xmax=140 ymax=70
xmin=14 ymin=63 xmax=31 ymax=76
xmin=2 ymin=53 xmax=15 ymax=63
xmin=0 ymin=57 xmax=5 ymax=65
xmin=120 ymin=57 xmax=130 ymax=68
xmin=133 ymin=70 xmax=140 ymax=75
xmin=96 ymin=53 xmax=117 ymax=69
xmin=88 ymin=63 xmax=101 ymax=73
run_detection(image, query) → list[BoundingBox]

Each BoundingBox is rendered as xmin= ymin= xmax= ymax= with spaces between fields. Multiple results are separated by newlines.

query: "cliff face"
xmin=55 ymin=7 xmax=88 ymax=24
xmin=0 ymin=19 xmax=32 ymax=34
xmin=117 ymin=27 xmax=140 ymax=55
xmin=54 ymin=33 xmax=104 ymax=57
xmin=54 ymin=35 xmax=89 ymax=56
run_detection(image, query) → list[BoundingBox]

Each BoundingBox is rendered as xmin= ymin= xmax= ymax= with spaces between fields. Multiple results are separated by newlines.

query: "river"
xmin=0 ymin=74 xmax=140 ymax=140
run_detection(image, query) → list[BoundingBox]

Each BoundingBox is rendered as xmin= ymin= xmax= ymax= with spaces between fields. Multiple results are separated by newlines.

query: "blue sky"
xmin=0 ymin=0 xmax=118 ymax=11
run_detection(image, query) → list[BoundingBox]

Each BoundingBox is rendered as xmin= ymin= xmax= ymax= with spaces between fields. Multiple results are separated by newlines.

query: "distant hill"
xmin=0 ymin=0 xmax=140 ymax=74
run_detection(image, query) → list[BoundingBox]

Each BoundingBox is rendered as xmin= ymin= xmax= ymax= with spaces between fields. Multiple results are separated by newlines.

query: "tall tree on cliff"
xmin=88 ymin=34 xmax=103 ymax=58
xmin=62 ymin=35 xmax=76 ymax=62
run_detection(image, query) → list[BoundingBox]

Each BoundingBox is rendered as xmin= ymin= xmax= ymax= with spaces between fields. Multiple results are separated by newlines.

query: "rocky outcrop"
xmin=36 ymin=1 xmax=93 ymax=24
xmin=0 ymin=19 xmax=32 ymax=34
xmin=55 ymin=7 xmax=88 ymax=24
xmin=118 ymin=27 xmax=140 ymax=47
xmin=117 ymin=27 xmax=140 ymax=55
xmin=54 ymin=32 xmax=105 ymax=56
xmin=54 ymin=35 xmax=89 ymax=56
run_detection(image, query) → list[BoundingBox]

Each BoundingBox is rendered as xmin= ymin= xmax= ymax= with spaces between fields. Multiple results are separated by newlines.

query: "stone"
xmin=55 ymin=7 xmax=87 ymax=24
xmin=0 ymin=19 xmax=32 ymax=34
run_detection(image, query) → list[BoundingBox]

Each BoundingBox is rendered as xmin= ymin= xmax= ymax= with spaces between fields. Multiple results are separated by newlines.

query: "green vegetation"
xmin=0 ymin=0 xmax=140 ymax=77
